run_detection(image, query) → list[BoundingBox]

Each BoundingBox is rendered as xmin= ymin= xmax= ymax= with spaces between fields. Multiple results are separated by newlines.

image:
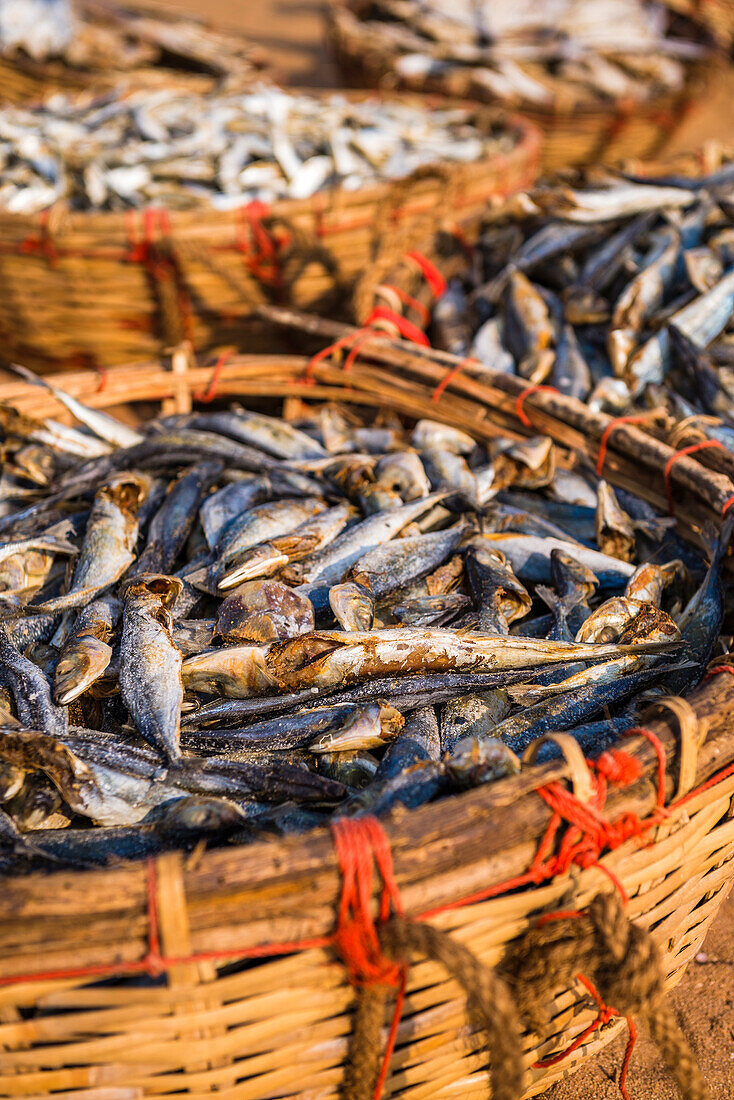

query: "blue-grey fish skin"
xmin=132 ymin=462 xmax=222 ymax=576
xmin=666 ymin=514 xmax=734 ymax=693
xmin=120 ymin=577 xmax=183 ymax=762
xmin=0 ymin=626 xmax=67 ymax=737
xmin=375 ymin=706 xmax=441 ymax=781
xmin=493 ymin=665 xmax=676 ymax=754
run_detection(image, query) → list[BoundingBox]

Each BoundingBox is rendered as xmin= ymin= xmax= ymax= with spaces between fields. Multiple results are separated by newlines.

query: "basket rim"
xmin=0 ymin=98 xmax=541 ymax=233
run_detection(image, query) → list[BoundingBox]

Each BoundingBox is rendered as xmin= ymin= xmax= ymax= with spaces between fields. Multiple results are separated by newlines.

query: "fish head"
xmin=120 ymin=573 xmax=183 ymax=610
xmin=493 ymin=436 xmax=556 ymax=491
xmin=182 ymin=644 xmax=277 ymax=697
xmin=374 ymin=451 xmax=431 ymax=501
xmin=329 ymin=581 xmax=374 ymax=632
xmin=617 ymin=602 xmax=681 ymax=644
xmin=154 ymin=795 xmax=246 ymax=833
xmin=447 ymin=735 xmax=520 ymax=787
xmin=54 ymin=632 xmax=114 ymax=705
xmin=100 ymin=472 xmax=153 ymax=515
xmin=550 ymin=549 xmax=599 ymax=601
xmin=575 ymin=596 xmax=640 ymax=643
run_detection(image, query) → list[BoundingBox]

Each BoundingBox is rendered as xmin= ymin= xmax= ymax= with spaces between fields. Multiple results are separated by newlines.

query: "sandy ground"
xmin=139 ymin=0 xmax=734 ymax=1093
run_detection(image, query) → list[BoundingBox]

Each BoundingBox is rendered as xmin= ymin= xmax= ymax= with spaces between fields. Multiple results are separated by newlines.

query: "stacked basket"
xmin=0 ymin=97 xmax=539 ymax=373
xmin=327 ymin=0 xmax=716 ymax=168
xmin=0 ymin=0 xmax=266 ymax=104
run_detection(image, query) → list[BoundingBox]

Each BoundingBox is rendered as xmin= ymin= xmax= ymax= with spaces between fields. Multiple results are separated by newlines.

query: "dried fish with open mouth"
xmin=0 ymin=365 xmax=724 ymax=872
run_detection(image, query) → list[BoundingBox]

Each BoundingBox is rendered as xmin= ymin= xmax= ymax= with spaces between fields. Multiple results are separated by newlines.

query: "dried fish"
xmin=0 ymin=84 xmax=518 ymax=213
xmin=0 ymin=375 xmax=722 ymax=872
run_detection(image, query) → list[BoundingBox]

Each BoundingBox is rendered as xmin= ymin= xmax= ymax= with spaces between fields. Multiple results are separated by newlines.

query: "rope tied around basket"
xmin=125 ymin=209 xmax=195 ymax=348
xmin=332 ymin=817 xmax=526 ymax=1100
xmin=302 ymin=306 xmax=429 ymax=384
xmin=503 ymin=891 xmax=712 ymax=1100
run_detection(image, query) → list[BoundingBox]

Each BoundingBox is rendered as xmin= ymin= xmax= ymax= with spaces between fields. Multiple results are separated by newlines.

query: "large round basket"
xmin=0 ymin=103 xmax=539 ymax=375
xmin=326 ymin=0 xmax=714 ymax=170
xmin=0 ymin=348 xmax=732 ymax=1099
xmin=0 ymin=0 xmax=265 ymax=105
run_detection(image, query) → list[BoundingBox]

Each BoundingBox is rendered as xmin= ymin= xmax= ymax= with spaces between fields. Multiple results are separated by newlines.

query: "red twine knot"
xmin=331 ymin=817 xmax=404 ymax=988
xmin=594 ymin=750 xmax=643 ymax=788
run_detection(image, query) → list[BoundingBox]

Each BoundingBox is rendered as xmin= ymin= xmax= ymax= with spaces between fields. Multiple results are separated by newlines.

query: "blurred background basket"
xmin=0 ymin=0 xmax=267 ymax=105
xmin=666 ymin=0 xmax=734 ymax=47
xmin=0 ymin=101 xmax=539 ymax=374
xmin=327 ymin=0 xmax=715 ymax=169
xmin=0 ymin=353 xmax=732 ymax=1097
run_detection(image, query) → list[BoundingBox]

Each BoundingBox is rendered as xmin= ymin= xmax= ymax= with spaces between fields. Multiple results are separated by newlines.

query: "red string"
xmin=363 ymin=307 xmax=430 ymax=346
xmin=303 ymin=331 xmax=360 ymax=384
xmin=534 ymin=971 xmax=619 ymax=1068
xmin=124 ymin=209 xmax=195 ymax=345
xmin=194 ymin=350 xmax=233 ymax=403
xmin=594 ymin=750 xmax=642 ymax=788
xmin=376 ymin=283 xmax=430 ymax=327
xmin=431 ymin=357 xmax=480 ymax=403
xmin=663 ymin=440 xmax=725 ymax=515
xmin=237 ymin=200 xmax=282 ymax=287
xmin=304 ymin=308 xmax=430 ymax=384
xmin=343 ymin=328 xmax=383 ymax=373
xmin=536 ymin=908 xmax=584 ymax=928
xmin=722 ymin=495 xmax=734 ymax=517
xmin=331 ymin=817 xmax=403 ymax=987
xmin=373 ymin=970 xmax=407 ymax=1100
xmin=331 ymin=818 xmax=407 ymax=1100
xmin=19 ymin=210 xmax=59 ymax=265
xmin=515 ymin=385 xmax=558 ymax=428
xmin=624 ymin=727 xmax=667 ymax=815
xmin=596 ymin=415 xmax=654 ymax=477
xmin=95 ymin=365 xmax=109 ymax=394
xmin=619 ymin=1016 xmax=637 ymax=1100
xmin=403 ymin=250 xmax=447 ymax=298
xmin=704 ymin=664 xmax=734 ymax=682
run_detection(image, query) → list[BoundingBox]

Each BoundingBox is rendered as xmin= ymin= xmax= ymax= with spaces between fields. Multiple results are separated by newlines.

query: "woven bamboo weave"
xmin=326 ymin=0 xmax=714 ymax=170
xmin=0 ymin=348 xmax=732 ymax=1098
xmin=0 ymin=105 xmax=539 ymax=375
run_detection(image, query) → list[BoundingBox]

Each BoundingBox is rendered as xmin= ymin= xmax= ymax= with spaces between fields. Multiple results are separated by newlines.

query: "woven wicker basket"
xmin=0 ymin=102 xmax=539 ymax=375
xmin=0 ymin=0 xmax=265 ymax=105
xmin=327 ymin=0 xmax=714 ymax=170
xmin=0 ymin=347 xmax=732 ymax=1098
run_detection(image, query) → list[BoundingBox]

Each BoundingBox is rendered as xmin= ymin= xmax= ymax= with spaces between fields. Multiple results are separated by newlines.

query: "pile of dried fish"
xmin=331 ymin=0 xmax=708 ymax=108
xmin=0 ymin=85 xmax=514 ymax=213
xmin=429 ymin=162 xmax=734 ymax=438
xmin=0 ymin=362 xmax=727 ymax=872
xmin=0 ymin=0 xmax=263 ymax=94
